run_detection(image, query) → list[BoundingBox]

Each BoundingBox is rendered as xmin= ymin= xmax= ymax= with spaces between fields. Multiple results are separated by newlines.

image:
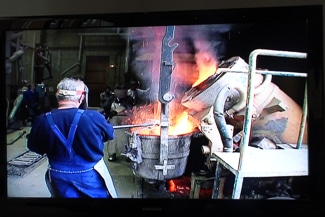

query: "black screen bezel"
xmin=0 ymin=5 xmax=324 ymax=216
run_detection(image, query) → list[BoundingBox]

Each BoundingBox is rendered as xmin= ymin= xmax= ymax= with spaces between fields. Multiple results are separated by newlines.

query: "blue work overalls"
xmin=44 ymin=109 xmax=110 ymax=198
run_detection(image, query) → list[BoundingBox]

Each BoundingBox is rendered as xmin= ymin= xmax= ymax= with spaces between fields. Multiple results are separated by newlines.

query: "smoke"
xmin=127 ymin=24 xmax=233 ymax=103
xmin=127 ymin=26 xmax=165 ymax=102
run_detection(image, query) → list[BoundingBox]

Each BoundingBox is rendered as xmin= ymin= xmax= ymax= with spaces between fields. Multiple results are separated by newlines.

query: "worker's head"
xmin=27 ymin=84 xmax=36 ymax=90
xmin=105 ymin=86 xmax=112 ymax=94
xmin=56 ymin=77 xmax=86 ymax=104
xmin=129 ymin=80 xmax=140 ymax=90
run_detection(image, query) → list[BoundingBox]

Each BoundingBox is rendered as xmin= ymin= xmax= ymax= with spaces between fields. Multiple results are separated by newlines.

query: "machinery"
xmin=123 ymin=26 xmax=194 ymax=182
xmin=122 ymin=26 xmax=308 ymax=199
xmin=182 ymin=55 xmax=307 ymax=168
xmin=181 ymin=53 xmax=308 ymax=199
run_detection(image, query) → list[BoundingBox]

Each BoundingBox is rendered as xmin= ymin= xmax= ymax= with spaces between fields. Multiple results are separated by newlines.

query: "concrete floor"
xmin=6 ymin=111 xmax=202 ymax=200
xmin=6 ymin=122 xmax=143 ymax=198
xmin=6 ymin=118 xmax=310 ymax=200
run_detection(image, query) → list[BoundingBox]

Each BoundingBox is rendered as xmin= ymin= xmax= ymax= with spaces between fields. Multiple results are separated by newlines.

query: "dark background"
xmin=0 ymin=1 xmax=324 ymax=217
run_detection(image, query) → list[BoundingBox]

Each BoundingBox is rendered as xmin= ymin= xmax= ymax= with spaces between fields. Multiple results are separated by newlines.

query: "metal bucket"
xmin=128 ymin=133 xmax=192 ymax=181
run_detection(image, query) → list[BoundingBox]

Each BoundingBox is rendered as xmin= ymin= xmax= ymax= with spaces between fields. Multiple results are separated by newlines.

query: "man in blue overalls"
xmin=27 ymin=77 xmax=117 ymax=198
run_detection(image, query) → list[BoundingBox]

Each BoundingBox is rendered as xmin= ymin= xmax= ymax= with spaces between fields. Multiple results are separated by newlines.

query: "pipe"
xmin=255 ymin=74 xmax=272 ymax=94
xmin=113 ymin=122 xmax=157 ymax=130
xmin=213 ymin=86 xmax=233 ymax=152
xmin=238 ymin=49 xmax=307 ymax=171
xmin=60 ymin=62 xmax=80 ymax=78
xmin=8 ymin=94 xmax=24 ymax=121
xmin=60 ymin=35 xmax=83 ymax=78
xmin=125 ymin=34 xmax=130 ymax=73
xmin=226 ymin=84 xmax=247 ymax=115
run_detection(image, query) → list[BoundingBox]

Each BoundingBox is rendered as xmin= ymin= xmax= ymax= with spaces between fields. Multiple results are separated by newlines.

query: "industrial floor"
xmin=7 ymin=109 xmax=207 ymax=200
xmin=6 ymin=122 xmax=143 ymax=198
xmin=6 ymin=116 xmax=309 ymax=200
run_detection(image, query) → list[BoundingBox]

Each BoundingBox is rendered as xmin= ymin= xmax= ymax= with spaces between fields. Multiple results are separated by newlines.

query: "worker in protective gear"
xmin=27 ymin=77 xmax=118 ymax=198
xmin=22 ymin=84 xmax=41 ymax=124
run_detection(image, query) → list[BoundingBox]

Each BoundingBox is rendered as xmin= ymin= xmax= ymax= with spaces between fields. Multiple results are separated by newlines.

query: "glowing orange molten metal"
xmin=127 ymin=101 xmax=199 ymax=136
xmin=169 ymin=180 xmax=176 ymax=192
xmin=191 ymin=47 xmax=218 ymax=87
xmin=124 ymin=47 xmax=218 ymax=136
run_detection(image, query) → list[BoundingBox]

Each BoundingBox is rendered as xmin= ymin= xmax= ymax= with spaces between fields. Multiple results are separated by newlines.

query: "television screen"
xmin=1 ymin=5 xmax=324 ymax=216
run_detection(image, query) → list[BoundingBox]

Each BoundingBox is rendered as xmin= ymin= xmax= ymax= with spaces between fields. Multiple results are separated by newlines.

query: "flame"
xmin=123 ymin=43 xmax=219 ymax=136
xmin=126 ymin=101 xmax=199 ymax=136
xmin=169 ymin=180 xmax=176 ymax=192
xmin=192 ymin=51 xmax=218 ymax=87
xmin=171 ymin=111 xmax=194 ymax=135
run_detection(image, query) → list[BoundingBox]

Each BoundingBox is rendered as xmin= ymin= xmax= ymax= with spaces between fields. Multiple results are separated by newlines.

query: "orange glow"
xmin=171 ymin=111 xmax=194 ymax=135
xmin=192 ymin=51 xmax=218 ymax=87
xmin=169 ymin=180 xmax=176 ymax=192
xmin=123 ymin=50 xmax=218 ymax=136
xmin=127 ymin=101 xmax=199 ymax=136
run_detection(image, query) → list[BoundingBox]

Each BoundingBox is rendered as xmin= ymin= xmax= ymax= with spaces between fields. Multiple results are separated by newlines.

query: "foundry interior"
xmin=6 ymin=17 xmax=310 ymax=199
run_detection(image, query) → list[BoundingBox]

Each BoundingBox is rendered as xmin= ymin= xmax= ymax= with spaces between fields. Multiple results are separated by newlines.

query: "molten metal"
xmin=126 ymin=102 xmax=199 ymax=136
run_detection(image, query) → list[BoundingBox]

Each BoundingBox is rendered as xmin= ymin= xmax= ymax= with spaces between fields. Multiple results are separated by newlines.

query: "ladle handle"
xmin=113 ymin=123 xmax=156 ymax=130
